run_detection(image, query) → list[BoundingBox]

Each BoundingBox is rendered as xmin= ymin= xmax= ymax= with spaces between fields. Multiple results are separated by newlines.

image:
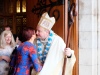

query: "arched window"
xmin=16 ymin=0 xmax=20 ymax=13
xmin=16 ymin=0 xmax=26 ymax=13
xmin=9 ymin=0 xmax=13 ymax=13
xmin=22 ymin=0 xmax=26 ymax=12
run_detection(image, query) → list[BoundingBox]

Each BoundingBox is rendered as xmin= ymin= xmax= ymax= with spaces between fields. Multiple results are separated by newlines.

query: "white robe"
xmin=32 ymin=34 xmax=76 ymax=75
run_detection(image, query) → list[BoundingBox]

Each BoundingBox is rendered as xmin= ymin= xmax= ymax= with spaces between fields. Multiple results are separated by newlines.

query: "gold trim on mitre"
xmin=38 ymin=12 xmax=55 ymax=30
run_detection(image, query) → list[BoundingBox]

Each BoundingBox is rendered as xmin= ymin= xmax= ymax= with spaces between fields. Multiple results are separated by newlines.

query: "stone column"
xmin=79 ymin=0 xmax=98 ymax=75
xmin=98 ymin=0 xmax=100 ymax=75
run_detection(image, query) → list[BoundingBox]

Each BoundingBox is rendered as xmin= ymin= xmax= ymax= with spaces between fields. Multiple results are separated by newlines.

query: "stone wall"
xmin=79 ymin=0 xmax=99 ymax=75
xmin=98 ymin=0 xmax=100 ymax=75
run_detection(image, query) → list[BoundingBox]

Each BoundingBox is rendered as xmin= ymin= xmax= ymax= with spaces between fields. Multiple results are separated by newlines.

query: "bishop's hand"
xmin=64 ymin=48 xmax=72 ymax=58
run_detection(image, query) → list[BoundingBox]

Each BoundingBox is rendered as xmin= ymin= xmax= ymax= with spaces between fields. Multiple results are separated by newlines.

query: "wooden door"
xmin=0 ymin=0 xmax=14 ymax=33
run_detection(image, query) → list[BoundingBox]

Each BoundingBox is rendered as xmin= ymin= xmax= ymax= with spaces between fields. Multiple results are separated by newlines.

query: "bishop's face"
xmin=36 ymin=26 xmax=49 ymax=40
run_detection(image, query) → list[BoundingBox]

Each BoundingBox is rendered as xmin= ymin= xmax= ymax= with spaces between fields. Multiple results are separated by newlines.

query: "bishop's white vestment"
xmin=32 ymin=33 xmax=76 ymax=75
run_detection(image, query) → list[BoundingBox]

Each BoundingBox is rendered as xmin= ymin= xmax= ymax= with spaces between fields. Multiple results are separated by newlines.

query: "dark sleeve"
xmin=29 ymin=46 xmax=42 ymax=72
xmin=9 ymin=47 xmax=17 ymax=67
xmin=67 ymin=54 xmax=72 ymax=58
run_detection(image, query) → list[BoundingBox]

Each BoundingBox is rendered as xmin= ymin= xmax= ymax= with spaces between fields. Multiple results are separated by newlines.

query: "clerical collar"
xmin=37 ymin=30 xmax=54 ymax=64
xmin=40 ymin=37 xmax=49 ymax=43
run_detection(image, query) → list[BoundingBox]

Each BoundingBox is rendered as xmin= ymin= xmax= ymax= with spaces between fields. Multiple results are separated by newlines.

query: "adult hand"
xmin=2 ymin=55 xmax=11 ymax=62
xmin=64 ymin=48 xmax=72 ymax=58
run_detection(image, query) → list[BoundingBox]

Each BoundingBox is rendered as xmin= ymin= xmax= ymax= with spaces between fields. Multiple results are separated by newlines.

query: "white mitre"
xmin=38 ymin=12 xmax=55 ymax=30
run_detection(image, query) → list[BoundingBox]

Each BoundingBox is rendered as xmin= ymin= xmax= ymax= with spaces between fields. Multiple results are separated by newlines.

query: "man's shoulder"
xmin=54 ymin=34 xmax=64 ymax=41
xmin=53 ymin=34 xmax=66 ymax=45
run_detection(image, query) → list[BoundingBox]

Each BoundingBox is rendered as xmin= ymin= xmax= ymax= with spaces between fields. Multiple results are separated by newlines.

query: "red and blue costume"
xmin=11 ymin=41 xmax=42 ymax=75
